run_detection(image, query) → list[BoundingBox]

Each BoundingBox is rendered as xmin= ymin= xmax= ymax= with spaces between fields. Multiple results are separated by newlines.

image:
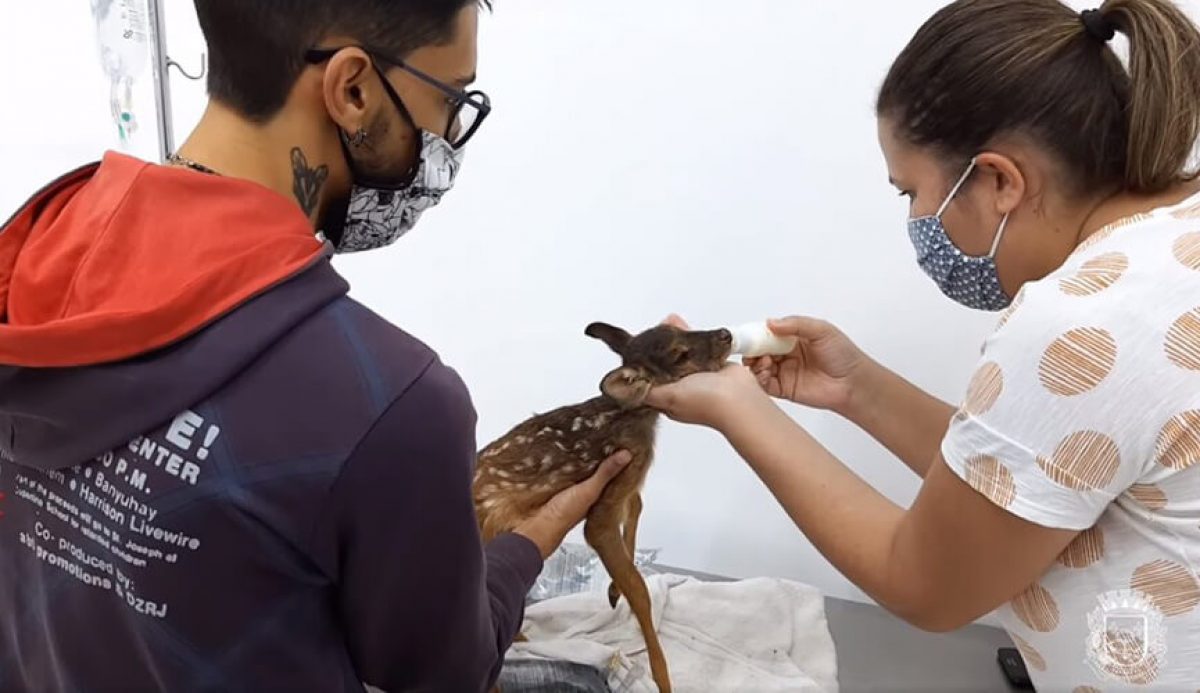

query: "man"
xmin=0 ymin=1 xmax=629 ymax=690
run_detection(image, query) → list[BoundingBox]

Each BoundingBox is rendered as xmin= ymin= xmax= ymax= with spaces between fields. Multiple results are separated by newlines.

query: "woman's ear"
xmin=975 ymin=151 xmax=1026 ymax=217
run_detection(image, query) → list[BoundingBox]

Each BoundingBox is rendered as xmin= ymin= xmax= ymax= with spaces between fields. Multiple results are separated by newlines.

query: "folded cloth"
xmin=498 ymin=659 xmax=611 ymax=692
xmin=507 ymin=573 xmax=838 ymax=693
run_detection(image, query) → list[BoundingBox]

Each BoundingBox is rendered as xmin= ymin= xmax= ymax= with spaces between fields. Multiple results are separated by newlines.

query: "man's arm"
xmin=317 ymin=363 xmax=541 ymax=691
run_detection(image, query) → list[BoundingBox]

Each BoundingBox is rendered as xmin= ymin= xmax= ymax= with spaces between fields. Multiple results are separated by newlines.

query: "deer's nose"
xmin=716 ymin=329 xmax=733 ymax=344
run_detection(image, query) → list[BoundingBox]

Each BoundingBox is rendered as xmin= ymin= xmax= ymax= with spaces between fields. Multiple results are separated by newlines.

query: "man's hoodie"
xmin=0 ymin=152 xmax=541 ymax=692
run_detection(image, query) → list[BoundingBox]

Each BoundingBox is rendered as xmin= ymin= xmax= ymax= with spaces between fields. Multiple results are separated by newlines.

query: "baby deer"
xmin=475 ymin=322 xmax=733 ymax=693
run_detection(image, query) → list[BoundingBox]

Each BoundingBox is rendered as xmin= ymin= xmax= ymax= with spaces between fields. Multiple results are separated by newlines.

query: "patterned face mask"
xmin=907 ymin=157 xmax=1012 ymax=311
xmin=330 ymin=131 xmax=464 ymax=253
xmin=323 ymin=66 xmax=465 ymax=254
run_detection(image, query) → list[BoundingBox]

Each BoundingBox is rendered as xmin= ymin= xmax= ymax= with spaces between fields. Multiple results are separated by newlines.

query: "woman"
xmin=651 ymin=0 xmax=1200 ymax=688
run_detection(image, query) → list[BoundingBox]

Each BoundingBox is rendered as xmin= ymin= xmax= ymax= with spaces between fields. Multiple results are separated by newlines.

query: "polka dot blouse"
xmin=941 ymin=196 xmax=1200 ymax=690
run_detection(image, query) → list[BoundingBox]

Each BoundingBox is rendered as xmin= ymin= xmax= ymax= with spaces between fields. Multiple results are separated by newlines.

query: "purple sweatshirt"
xmin=0 ymin=153 xmax=542 ymax=692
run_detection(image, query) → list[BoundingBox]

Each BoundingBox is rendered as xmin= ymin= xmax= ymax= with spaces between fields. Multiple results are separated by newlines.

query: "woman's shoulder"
xmin=998 ymin=206 xmax=1200 ymax=342
xmin=976 ymin=206 xmax=1200 ymax=429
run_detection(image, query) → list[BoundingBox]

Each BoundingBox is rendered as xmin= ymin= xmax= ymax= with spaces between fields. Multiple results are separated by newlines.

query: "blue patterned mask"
xmin=907 ymin=158 xmax=1011 ymax=311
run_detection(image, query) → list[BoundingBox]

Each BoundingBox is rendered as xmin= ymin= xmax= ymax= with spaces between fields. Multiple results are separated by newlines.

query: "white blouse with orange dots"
xmin=941 ymin=194 xmax=1200 ymax=691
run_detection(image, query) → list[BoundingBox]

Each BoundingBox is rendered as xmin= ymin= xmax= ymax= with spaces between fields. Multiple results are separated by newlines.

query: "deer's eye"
xmin=673 ymin=349 xmax=689 ymax=364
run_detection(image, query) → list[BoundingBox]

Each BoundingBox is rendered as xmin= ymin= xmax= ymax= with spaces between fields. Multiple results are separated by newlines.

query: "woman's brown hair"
xmin=877 ymin=0 xmax=1200 ymax=195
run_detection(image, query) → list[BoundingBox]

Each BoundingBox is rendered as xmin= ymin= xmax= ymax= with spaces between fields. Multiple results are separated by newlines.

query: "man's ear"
xmin=600 ymin=367 xmax=652 ymax=409
xmin=585 ymin=322 xmax=632 ymax=355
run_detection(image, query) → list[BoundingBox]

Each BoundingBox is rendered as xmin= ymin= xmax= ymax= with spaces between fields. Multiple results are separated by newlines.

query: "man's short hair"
xmin=194 ymin=0 xmax=486 ymax=122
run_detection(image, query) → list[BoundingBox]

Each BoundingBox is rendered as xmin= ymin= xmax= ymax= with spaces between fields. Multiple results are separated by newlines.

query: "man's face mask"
xmin=307 ymin=49 xmax=489 ymax=254
xmin=332 ymin=125 xmax=464 ymax=254
xmin=907 ymin=157 xmax=1012 ymax=311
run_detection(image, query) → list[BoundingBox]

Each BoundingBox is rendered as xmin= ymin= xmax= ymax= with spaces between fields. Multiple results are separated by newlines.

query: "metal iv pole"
xmin=147 ymin=0 xmax=174 ymax=162
xmin=145 ymin=0 xmax=206 ymax=162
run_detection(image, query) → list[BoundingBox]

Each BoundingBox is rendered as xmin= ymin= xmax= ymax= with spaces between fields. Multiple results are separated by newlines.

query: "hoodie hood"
xmin=0 ymin=152 xmax=348 ymax=470
xmin=0 ymin=152 xmax=328 ymax=367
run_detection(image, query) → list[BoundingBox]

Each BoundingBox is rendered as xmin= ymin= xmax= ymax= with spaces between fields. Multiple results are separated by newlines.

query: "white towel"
xmin=508 ymin=573 xmax=839 ymax=692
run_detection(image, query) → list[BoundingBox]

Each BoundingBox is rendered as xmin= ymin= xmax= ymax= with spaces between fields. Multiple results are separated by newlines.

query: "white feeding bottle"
xmin=728 ymin=321 xmax=799 ymax=358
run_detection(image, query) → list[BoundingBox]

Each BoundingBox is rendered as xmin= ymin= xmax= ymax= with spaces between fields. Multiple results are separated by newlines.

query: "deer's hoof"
xmin=607 ymin=582 xmax=620 ymax=608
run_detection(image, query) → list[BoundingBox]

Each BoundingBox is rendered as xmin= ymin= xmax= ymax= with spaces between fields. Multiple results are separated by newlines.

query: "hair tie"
xmin=1081 ymin=8 xmax=1117 ymax=43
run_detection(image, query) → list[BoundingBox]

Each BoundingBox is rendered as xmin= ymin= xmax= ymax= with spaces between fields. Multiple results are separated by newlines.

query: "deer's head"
xmin=584 ymin=322 xmax=734 ymax=409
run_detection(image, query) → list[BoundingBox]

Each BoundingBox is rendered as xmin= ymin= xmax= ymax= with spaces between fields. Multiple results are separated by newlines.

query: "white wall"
xmin=334 ymin=0 xmax=999 ymax=606
xmin=4 ymin=0 xmax=1193 ymax=609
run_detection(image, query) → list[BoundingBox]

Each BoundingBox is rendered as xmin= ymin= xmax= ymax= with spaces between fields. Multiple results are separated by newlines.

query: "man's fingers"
xmin=585 ymin=451 xmax=631 ymax=490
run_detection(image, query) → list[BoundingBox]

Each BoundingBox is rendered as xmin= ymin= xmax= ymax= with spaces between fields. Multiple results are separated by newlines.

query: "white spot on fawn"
xmin=494 ymin=469 xmax=512 ymax=479
xmin=603 ymin=445 xmax=615 ymax=456
xmin=541 ymin=454 xmax=555 ymax=470
xmin=553 ymin=442 xmax=568 ymax=451
xmin=571 ymin=418 xmax=583 ymax=432
xmin=516 ymin=436 xmax=531 ymax=444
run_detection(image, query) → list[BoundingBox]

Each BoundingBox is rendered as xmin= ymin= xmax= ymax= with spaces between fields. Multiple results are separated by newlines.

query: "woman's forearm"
xmin=716 ymin=396 xmax=917 ymax=615
xmin=837 ymin=359 xmax=956 ymax=478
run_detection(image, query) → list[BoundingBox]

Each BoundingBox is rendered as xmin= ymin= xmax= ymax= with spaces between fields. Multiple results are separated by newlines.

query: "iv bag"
xmin=91 ymin=0 xmax=151 ymax=146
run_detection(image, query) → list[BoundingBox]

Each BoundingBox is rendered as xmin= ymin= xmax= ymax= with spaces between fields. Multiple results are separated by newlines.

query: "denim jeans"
xmin=497 ymin=659 xmax=610 ymax=692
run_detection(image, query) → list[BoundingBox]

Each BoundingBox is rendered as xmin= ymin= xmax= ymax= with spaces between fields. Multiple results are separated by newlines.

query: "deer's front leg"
xmin=585 ymin=505 xmax=671 ymax=693
xmin=608 ymin=492 xmax=643 ymax=608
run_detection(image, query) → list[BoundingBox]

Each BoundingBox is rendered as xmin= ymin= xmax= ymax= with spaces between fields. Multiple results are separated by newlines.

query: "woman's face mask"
xmin=321 ymin=62 xmax=466 ymax=254
xmin=907 ymin=157 xmax=1012 ymax=311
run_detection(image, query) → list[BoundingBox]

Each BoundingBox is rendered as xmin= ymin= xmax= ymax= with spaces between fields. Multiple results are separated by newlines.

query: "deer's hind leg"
xmin=608 ymin=492 xmax=643 ymax=608
xmin=585 ymin=503 xmax=670 ymax=693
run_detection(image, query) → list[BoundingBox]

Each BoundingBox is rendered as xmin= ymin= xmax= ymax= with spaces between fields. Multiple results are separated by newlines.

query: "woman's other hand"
xmin=745 ymin=316 xmax=870 ymax=414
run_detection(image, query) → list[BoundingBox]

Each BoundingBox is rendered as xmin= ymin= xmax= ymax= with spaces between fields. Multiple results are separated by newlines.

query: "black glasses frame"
xmin=304 ymin=47 xmax=491 ymax=149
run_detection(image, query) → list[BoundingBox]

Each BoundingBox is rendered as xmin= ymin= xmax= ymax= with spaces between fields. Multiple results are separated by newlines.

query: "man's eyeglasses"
xmin=304 ymin=47 xmax=491 ymax=150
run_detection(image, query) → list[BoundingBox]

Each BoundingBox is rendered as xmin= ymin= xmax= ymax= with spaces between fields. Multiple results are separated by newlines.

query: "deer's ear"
xmin=585 ymin=322 xmax=633 ymax=355
xmin=600 ymin=367 xmax=652 ymax=409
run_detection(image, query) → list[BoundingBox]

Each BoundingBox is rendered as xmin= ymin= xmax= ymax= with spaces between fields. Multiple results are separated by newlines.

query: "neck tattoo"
xmin=290 ymin=147 xmax=329 ymax=219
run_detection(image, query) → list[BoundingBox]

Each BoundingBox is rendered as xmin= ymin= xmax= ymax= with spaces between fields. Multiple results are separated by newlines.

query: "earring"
xmin=350 ymin=128 xmax=369 ymax=147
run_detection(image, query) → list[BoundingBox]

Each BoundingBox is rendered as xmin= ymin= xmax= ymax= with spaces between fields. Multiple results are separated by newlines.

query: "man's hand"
xmin=514 ymin=451 xmax=632 ymax=559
